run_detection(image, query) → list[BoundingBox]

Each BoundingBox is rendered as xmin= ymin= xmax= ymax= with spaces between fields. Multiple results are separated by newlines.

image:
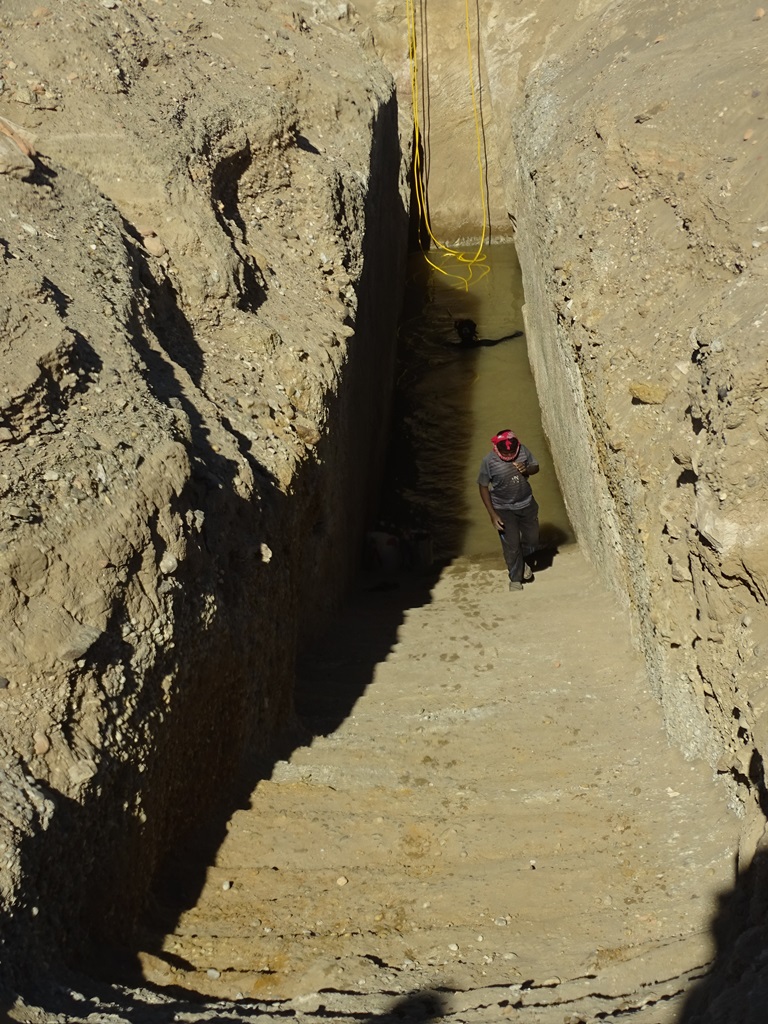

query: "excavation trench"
xmin=0 ymin=90 xmax=747 ymax=1022
xmin=1 ymin=155 xmax=745 ymax=1021
xmin=77 ymin=248 xmax=740 ymax=1024
xmin=2 ymin=2 xmax=765 ymax=1020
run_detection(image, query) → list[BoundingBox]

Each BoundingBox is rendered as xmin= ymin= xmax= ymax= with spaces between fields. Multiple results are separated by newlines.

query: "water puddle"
xmin=380 ymin=244 xmax=573 ymax=568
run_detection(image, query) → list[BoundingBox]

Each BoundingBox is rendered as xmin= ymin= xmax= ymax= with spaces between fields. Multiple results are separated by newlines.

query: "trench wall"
xmin=0 ymin=3 xmax=409 ymax=986
xmin=484 ymin=3 xmax=768 ymax=850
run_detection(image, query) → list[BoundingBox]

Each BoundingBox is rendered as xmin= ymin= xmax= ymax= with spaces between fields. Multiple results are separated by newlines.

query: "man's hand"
xmin=512 ymin=460 xmax=527 ymax=475
xmin=489 ymin=510 xmax=504 ymax=531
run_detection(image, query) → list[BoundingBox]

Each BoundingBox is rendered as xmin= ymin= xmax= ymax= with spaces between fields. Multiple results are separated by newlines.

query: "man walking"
xmin=478 ymin=429 xmax=540 ymax=592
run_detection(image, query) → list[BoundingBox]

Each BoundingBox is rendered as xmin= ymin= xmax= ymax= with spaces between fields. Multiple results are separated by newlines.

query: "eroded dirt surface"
xmin=14 ymin=549 xmax=739 ymax=1023
xmin=1 ymin=0 xmax=765 ymax=1020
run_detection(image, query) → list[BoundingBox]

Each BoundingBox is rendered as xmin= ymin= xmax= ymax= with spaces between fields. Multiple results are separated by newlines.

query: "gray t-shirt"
xmin=477 ymin=444 xmax=538 ymax=510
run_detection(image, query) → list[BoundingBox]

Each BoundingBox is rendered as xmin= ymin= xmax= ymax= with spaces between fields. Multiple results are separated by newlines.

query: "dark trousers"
xmin=497 ymin=500 xmax=539 ymax=583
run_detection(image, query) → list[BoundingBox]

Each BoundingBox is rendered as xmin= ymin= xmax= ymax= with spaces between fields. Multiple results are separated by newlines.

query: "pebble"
xmin=754 ymin=7 xmax=765 ymax=18
xmin=629 ymin=381 xmax=668 ymax=405
xmin=7 ymin=505 xmax=34 ymax=521
xmin=206 ymin=968 xmax=220 ymax=980
xmin=0 ymin=677 xmax=9 ymax=689
xmin=448 ymin=943 xmax=459 ymax=951
xmin=159 ymin=552 xmax=178 ymax=575
xmin=0 ymin=428 xmax=14 ymax=443
xmin=33 ymin=731 xmax=50 ymax=755
xmin=336 ymin=875 xmax=348 ymax=886
xmin=221 ymin=880 xmax=232 ymax=890
xmin=0 ymin=136 xmax=34 ymax=179
xmin=144 ymin=235 xmax=167 ymax=258
xmin=60 ymin=624 xmax=102 ymax=662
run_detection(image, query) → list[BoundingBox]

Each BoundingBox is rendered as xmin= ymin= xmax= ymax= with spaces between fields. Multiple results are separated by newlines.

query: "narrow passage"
xmin=130 ymin=248 xmax=739 ymax=1024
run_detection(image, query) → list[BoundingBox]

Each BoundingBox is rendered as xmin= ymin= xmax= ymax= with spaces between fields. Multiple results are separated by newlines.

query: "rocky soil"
xmin=2 ymin=0 xmax=768 ymax=1021
xmin=8 ymin=550 xmax=742 ymax=1023
xmin=0 ymin=0 xmax=407 ymax=992
xmin=503 ymin=0 xmax=768 ymax=787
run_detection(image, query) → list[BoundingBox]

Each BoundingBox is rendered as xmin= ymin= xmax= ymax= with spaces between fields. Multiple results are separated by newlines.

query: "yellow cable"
xmin=463 ymin=0 xmax=488 ymax=263
xmin=407 ymin=0 xmax=489 ymax=290
xmin=408 ymin=0 xmax=471 ymax=286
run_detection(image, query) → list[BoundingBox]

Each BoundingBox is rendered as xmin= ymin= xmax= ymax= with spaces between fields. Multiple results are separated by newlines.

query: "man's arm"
xmin=479 ymin=484 xmax=504 ymax=530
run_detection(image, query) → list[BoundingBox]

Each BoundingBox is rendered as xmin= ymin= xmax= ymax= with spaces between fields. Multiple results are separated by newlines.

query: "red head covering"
xmin=491 ymin=430 xmax=521 ymax=462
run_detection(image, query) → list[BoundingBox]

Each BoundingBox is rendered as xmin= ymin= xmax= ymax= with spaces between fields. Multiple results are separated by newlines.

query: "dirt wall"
xmin=495 ymin=1 xmax=768 ymax=846
xmin=0 ymin=0 xmax=408 ymax=981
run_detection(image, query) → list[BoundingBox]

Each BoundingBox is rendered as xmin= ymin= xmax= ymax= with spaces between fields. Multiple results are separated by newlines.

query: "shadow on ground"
xmin=2 ymin=981 xmax=448 ymax=1023
xmin=118 ymin=561 xmax=444 ymax=1000
xmin=678 ymin=847 xmax=768 ymax=1024
xmin=295 ymin=564 xmax=443 ymax=736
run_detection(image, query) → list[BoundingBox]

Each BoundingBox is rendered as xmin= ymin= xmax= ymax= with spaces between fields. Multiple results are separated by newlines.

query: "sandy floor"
xmin=125 ymin=545 xmax=740 ymax=1023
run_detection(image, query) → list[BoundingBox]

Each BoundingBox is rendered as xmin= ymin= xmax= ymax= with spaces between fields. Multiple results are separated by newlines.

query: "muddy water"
xmin=384 ymin=244 xmax=572 ymax=565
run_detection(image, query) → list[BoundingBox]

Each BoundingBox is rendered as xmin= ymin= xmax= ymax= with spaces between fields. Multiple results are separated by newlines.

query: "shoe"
xmin=523 ymin=563 xmax=533 ymax=582
xmin=508 ymin=581 xmax=523 ymax=592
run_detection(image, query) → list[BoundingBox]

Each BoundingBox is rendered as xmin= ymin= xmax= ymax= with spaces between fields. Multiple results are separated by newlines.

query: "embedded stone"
xmin=629 ymin=381 xmax=669 ymax=405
